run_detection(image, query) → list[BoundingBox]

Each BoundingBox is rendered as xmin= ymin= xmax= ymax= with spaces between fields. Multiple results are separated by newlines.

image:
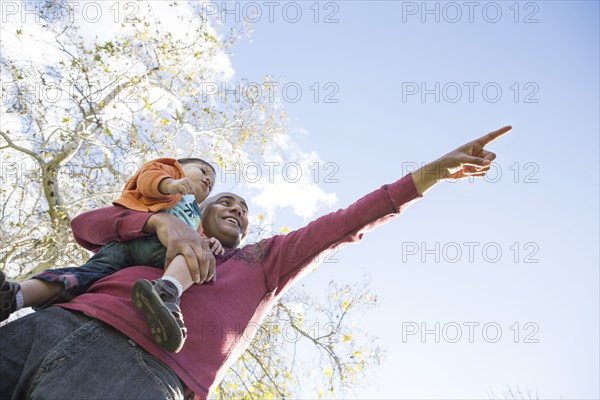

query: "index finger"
xmin=477 ymin=125 xmax=512 ymax=146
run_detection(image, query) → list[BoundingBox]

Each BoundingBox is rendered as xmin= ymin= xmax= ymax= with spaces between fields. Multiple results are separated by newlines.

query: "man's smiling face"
xmin=200 ymin=192 xmax=249 ymax=249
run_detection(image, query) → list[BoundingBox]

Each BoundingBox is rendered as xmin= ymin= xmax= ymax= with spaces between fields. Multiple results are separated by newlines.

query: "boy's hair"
xmin=177 ymin=158 xmax=216 ymax=174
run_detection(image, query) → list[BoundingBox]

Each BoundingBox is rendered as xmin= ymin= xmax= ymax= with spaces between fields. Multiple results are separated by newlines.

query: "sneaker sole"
xmin=131 ymin=280 xmax=184 ymax=353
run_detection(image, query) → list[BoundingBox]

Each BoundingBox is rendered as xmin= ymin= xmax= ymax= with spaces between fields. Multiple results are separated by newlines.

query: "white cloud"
xmin=241 ymin=133 xmax=338 ymax=221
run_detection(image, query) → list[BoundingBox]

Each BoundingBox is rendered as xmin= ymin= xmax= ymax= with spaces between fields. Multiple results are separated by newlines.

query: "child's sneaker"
xmin=131 ymin=279 xmax=187 ymax=353
xmin=1 ymin=271 xmax=21 ymax=323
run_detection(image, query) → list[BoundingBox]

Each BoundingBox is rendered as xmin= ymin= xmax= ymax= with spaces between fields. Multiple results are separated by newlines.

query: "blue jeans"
xmin=0 ymin=307 xmax=185 ymax=399
xmin=32 ymin=237 xmax=166 ymax=304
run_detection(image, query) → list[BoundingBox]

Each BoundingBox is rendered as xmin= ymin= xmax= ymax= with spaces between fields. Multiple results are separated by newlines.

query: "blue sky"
xmin=221 ymin=1 xmax=599 ymax=398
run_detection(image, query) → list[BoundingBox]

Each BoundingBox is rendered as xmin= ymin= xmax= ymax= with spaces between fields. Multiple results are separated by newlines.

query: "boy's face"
xmin=182 ymin=162 xmax=215 ymax=203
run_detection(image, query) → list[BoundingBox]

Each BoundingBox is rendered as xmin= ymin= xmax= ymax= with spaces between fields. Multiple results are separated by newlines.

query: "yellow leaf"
xmin=342 ymin=301 xmax=350 ymax=311
xmin=280 ymin=226 xmax=290 ymax=233
xmin=343 ymin=334 xmax=352 ymax=342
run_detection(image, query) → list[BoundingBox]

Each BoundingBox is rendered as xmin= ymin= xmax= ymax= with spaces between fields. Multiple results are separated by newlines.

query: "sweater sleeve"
xmin=136 ymin=160 xmax=182 ymax=199
xmin=70 ymin=206 xmax=153 ymax=252
xmin=261 ymin=174 xmax=422 ymax=295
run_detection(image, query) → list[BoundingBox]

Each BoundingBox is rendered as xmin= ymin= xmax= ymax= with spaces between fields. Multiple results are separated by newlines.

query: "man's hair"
xmin=177 ymin=158 xmax=216 ymax=174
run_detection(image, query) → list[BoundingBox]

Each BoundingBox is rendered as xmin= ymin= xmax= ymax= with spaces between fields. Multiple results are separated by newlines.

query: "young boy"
xmin=0 ymin=157 xmax=221 ymax=353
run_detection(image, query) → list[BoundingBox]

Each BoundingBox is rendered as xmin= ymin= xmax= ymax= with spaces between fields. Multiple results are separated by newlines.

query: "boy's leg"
xmin=128 ymin=237 xmax=205 ymax=352
xmin=130 ymin=245 xmax=192 ymax=353
xmin=163 ymin=255 xmax=195 ymax=293
xmin=128 ymin=236 xmax=167 ymax=269
xmin=19 ymin=279 xmax=62 ymax=307
xmin=3 ymin=237 xmax=162 ymax=322
xmin=128 ymin=236 xmax=194 ymax=296
xmin=27 ymin=241 xmax=133 ymax=307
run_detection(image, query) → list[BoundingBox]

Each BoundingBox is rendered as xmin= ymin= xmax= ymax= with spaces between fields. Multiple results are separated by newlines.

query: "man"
xmin=0 ymin=126 xmax=511 ymax=399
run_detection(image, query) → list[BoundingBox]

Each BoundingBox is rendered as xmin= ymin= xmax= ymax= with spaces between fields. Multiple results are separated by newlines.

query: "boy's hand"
xmin=207 ymin=237 xmax=225 ymax=256
xmin=159 ymin=177 xmax=196 ymax=195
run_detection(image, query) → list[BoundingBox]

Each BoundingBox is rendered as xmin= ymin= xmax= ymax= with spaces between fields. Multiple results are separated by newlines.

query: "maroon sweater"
xmin=59 ymin=174 xmax=422 ymax=399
